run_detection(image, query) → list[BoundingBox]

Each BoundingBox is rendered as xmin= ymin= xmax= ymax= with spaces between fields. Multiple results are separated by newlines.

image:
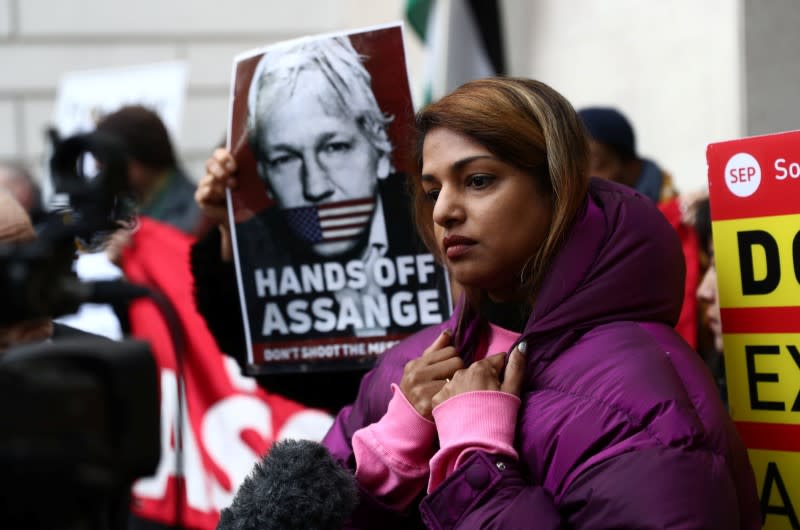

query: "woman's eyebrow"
xmin=452 ymin=155 xmax=496 ymax=171
xmin=421 ymin=155 xmax=497 ymax=181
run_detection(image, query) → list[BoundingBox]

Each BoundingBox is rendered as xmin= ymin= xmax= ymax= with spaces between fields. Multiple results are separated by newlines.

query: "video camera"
xmin=0 ymin=129 xmax=139 ymax=325
xmin=0 ymin=130 xmax=160 ymax=529
xmin=0 ymin=338 xmax=159 ymax=529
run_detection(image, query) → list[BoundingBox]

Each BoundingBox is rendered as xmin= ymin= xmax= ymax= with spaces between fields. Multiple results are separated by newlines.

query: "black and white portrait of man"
xmin=246 ymin=35 xmax=395 ymax=259
xmin=228 ymin=26 xmax=450 ymax=373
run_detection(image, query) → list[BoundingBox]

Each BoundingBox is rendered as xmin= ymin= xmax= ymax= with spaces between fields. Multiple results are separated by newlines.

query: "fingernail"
xmin=442 ymin=328 xmax=452 ymax=337
xmin=225 ymin=161 xmax=235 ymax=171
xmin=517 ymin=341 xmax=527 ymax=355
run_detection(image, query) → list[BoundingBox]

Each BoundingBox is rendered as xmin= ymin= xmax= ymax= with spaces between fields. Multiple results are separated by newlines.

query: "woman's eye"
xmin=425 ymin=189 xmax=440 ymax=202
xmin=467 ymin=174 xmax=494 ymax=189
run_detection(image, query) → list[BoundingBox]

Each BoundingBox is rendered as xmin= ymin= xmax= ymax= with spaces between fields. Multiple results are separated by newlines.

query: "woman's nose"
xmin=696 ymin=266 xmax=717 ymax=303
xmin=432 ymin=186 xmax=464 ymax=228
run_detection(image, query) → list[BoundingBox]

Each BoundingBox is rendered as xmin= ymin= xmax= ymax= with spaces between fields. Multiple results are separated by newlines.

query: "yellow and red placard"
xmin=707 ymin=130 xmax=800 ymax=529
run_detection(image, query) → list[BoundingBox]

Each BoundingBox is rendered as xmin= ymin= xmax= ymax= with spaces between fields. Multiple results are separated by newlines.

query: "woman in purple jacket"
xmin=322 ymin=78 xmax=761 ymax=529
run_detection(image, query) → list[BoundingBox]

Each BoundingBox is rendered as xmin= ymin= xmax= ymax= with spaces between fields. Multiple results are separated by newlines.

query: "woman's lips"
xmin=443 ymin=235 xmax=477 ymax=259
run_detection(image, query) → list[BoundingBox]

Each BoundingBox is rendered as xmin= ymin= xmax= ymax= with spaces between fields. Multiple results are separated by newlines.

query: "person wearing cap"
xmin=578 ymin=107 xmax=701 ymax=349
xmin=578 ymin=106 xmax=677 ymax=203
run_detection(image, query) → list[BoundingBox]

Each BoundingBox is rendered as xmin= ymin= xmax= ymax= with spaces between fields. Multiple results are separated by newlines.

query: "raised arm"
xmin=194 ymin=147 xmax=238 ymax=262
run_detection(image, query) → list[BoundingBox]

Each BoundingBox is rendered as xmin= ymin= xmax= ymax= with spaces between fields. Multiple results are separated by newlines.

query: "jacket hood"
xmin=519 ymin=178 xmax=685 ymax=359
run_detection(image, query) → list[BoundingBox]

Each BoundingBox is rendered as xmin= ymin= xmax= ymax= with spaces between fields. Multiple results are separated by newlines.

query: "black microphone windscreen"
xmin=217 ymin=439 xmax=358 ymax=530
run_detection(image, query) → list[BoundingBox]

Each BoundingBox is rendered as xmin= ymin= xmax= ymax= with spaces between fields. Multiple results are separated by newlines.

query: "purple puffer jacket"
xmin=323 ymin=178 xmax=760 ymax=529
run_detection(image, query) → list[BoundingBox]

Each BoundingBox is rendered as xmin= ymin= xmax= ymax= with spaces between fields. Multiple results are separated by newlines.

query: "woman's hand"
xmin=400 ymin=329 xmax=463 ymax=420
xmin=431 ymin=342 xmax=527 ymax=409
xmin=195 ymin=148 xmax=238 ymax=261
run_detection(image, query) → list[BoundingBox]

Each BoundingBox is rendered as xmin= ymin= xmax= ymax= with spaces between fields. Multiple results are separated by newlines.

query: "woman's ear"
xmin=377 ymin=154 xmax=392 ymax=180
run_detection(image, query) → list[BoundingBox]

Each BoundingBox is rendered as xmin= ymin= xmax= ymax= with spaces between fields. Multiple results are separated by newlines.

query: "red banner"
xmin=123 ymin=218 xmax=332 ymax=529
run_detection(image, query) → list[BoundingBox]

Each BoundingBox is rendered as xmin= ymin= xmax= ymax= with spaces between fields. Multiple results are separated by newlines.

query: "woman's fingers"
xmin=213 ymin=147 xmax=237 ymax=171
xmin=400 ymin=328 xmax=460 ymax=419
xmin=500 ymin=341 xmax=527 ymax=396
xmin=426 ymin=355 xmax=464 ymax=382
xmin=422 ymin=328 xmax=452 ymax=356
xmin=197 ymin=147 xmax=240 ymax=227
xmin=205 ymin=148 xmax=238 ymax=186
xmin=484 ymin=352 xmax=506 ymax=373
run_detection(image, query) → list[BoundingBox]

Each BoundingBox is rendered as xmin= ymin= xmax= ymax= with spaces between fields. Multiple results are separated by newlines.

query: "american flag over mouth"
xmin=282 ymin=197 xmax=376 ymax=244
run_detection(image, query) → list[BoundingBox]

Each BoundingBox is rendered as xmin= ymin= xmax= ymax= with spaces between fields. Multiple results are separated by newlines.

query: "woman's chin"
xmin=450 ymin=270 xmax=515 ymax=299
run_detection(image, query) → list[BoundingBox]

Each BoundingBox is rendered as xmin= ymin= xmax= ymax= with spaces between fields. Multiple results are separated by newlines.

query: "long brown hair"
xmin=412 ymin=77 xmax=590 ymax=316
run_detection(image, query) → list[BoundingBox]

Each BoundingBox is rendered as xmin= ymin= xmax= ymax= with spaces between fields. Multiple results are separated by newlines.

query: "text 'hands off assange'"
xmin=253 ymin=254 xmax=445 ymax=336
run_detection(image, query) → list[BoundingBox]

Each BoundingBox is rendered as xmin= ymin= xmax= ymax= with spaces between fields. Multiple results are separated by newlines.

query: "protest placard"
xmin=226 ymin=23 xmax=451 ymax=374
xmin=707 ymin=130 xmax=800 ymax=529
xmin=54 ymin=60 xmax=188 ymax=139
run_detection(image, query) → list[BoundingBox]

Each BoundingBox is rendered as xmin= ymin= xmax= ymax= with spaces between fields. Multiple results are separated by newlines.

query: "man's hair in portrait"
xmin=246 ymin=36 xmax=394 ymax=167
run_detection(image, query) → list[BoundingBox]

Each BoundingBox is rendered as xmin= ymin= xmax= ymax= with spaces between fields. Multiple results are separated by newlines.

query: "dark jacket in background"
xmin=142 ymin=169 xmax=203 ymax=236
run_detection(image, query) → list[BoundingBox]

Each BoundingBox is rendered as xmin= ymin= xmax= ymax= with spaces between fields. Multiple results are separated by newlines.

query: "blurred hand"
xmin=431 ymin=342 xmax=527 ymax=409
xmin=195 ymin=148 xmax=238 ymax=228
xmin=105 ymin=227 xmax=133 ymax=267
xmin=196 ymin=148 xmax=238 ymax=261
xmin=400 ymin=330 xmax=463 ymax=420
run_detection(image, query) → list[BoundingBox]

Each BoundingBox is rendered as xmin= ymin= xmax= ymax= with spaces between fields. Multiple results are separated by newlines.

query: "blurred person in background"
xmin=57 ymin=104 xmax=205 ymax=340
xmin=0 ymin=190 xmax=52 ymax=351
xmin=0 ymin=161 xmax=45 ymax=226
xmin=694 ymin=196 xmax=727 ymax=403
xmin=579 ymin=106 xmax=701 ymax=350
xmin=96 ymin=105 xmax=203 ymax=237
xmin=0 ymin=190 xmax=106 ymax=352
xmin=578 ymin=106 xmax=676 ymax=202
xmin=73 ymin=105 xmax=204 ymax=338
